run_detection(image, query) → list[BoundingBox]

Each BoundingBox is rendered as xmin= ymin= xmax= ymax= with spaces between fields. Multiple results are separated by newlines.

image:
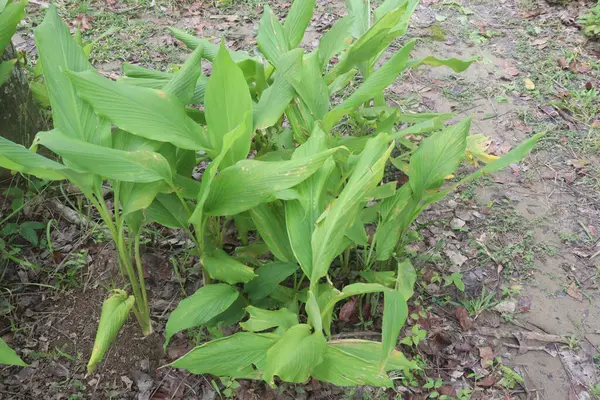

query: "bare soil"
xmin=1 ymin=0 xmax=599 ymax=399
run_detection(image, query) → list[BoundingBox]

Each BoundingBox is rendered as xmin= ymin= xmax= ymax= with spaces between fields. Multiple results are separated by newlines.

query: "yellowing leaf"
xmin=465 ymin=134 xmax=500 ymax=165
xmin=524 ymin=78 xmax=535 ymax=90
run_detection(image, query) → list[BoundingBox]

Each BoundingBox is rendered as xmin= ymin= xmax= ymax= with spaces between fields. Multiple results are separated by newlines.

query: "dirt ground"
xmin=1 ymin=0 xmax=600 ymax=399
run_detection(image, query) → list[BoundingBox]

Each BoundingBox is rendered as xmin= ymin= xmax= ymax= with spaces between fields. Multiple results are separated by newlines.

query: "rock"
xmin=451 ymin=218 xmax=466 ymax=229
xmin=448 ymin=199 xmax=458 ymax=209
xmin=444 ymin=249 xmax=468 ymax=269
xmin=48 ymin=362 xmax=69 ymax=379
xmin=493 ymin=300 xmax=516 ymax=314
xmin=132 ymin=370 xmax=154 ymax=400
xmin=455 ymin=209 xmax=472 ymax=221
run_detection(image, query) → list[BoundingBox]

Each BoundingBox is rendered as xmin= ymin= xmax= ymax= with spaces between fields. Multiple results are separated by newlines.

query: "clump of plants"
xmin=0 ymin=0 xmax=543 ymax=388
xmin=579 ymin=1 xmax=600 ymax=38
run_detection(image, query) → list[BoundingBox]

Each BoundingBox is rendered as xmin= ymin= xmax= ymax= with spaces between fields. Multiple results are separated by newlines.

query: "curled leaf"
xmin=87 ymin=290 xmax=135 ymax=374
xmin=466 ymin=134 xmax=499 ymax=166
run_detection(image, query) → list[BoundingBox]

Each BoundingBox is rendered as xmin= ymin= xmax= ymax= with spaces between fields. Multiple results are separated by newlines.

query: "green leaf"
xmin=324 ymin=39 xmax=416 ymax=129
xmin=203 ymin=147 xmax=340 ymax=216
xmin=87 ymin=290 xmax=135 ymax=374
xmin=326 ymin=7 xmax=406 ymax=81
xmin=145 ymin=193 xmax=190 ymax=228
xmin=380 ymin=289 xmax=408 ymax=371
xmin=164 ymin=284 xmax=239 ymax=348
xmin=283 ymin=0 xmax=316 ymax=48
xmin=250 ymin=202 xmax=296 ymax=263
xmin=407 ymin=55 xmax=477 ymax=73
xmin=396 ymin=259 xmax=416 ymax=301
xmin=0 ymin=0 xmax=26 ymax=56
xmin=205 ymin=43 xmax=253 ymax=168
xmin=257 ymin=5 xmax=289 ymax=66
xmin=305 ymin=289 xmax=322 ymax=332
xmin=312 ymin=343 xmax=393 ymax=387
xmin=423 ymin=131 xmax=545 ymax=205
xmin=311 ymin=134 xmax=392 ymax=281
xmin=168 ymin=27 xmax=254 ymax=63
xmin=0 ymin=59 xmax=15 ymax=87
xmin=328 ymin=68 xmax=357 ymax=96
xmin=244 ymin=262 xmax=298 ymax=301
xmin=281 ymin=51 xmax=330 ymax=120
xmin=0 ymin=337 xmax=27 ymax=367
xmin=326 ymin=339 xmax=415 ymax=370
xmin=35 ymin=5 xmax=110 ymax=147
xmin=36 ymin=130 xmax=173 ymax=183
xmin=164 ymin=43 xmax=204 ymax=104
xmin=262 ymin=324 xmax=326 ymax=385
xmin=285 ymin=125 xmax=335 ymax=277
xmin=0 ymin=136 xmax=67 ymax=180
xmin=240 ymin=306 xmax=298 ymax=333
xmin=317 ymin=15 xmax=354 ymax=69
xmin=168 ymin=332 xmax=278 ymax=379
xmin=66 ymin=70 xmax=209 ymax=151
xmin=19 ymin=225 xmax=38 ymax=246
xmin=408 ymin=118 xmax=470 ymax=197
xmin=345 ymin=0 xmax=371 ymax=38
xmin=360 ymin=270 xmax=396 ymax=287
xmin=29 ymin=81 xmax=50 ymax=107
xmin=253 ymin=49 xmax=302 ymax=130
xmin=201 ymin=248 xmax=256 ymax=285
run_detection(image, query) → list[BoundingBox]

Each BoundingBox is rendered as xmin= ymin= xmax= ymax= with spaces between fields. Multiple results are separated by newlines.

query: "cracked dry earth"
xmin=1 ymin=0 xmax=600 ymax=399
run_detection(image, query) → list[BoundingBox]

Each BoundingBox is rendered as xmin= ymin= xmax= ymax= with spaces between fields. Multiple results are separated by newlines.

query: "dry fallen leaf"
xmin=567 ymin=282 xmax=583 ymax=302
xmin=339 ymin=297 xmax=359 ymax=322
xmin=479 ymin=346 xmax=494 ymax=368
xmin=524 ymin=78 xmax=535 ymax=90
xmin=456 ymin=307 xmax=474 ymax=330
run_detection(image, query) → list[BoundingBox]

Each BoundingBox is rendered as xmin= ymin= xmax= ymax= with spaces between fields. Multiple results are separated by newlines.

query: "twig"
xmin=470 ymin=327 xmax=570 ymax=344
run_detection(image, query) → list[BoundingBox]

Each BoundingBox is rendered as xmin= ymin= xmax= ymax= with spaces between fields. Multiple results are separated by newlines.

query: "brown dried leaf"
xmin=477 ymin=375 xmax=497 ymax=387
xmin=339 ymin=297 xmax=359 ymax=322
xmin=479 ymin=346 xmax=494 ymax=368
xmin=567 ymin=282 xmax=583 ymax=302
xmin=456 ymin=307 xmax=474 ymax=330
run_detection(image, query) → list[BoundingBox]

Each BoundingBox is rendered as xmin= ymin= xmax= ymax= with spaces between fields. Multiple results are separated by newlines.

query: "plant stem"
xmin=134 ymin=233 xmax=152 ymax=335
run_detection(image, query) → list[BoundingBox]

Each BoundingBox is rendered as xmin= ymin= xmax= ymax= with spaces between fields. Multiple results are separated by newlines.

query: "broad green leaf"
xmin=203 ymin=147 xmax=340 ymax=216
xmin=281 ymin=51 xmax=330 ymax=120
xmin=250 ymin=202 xmax=296 ymax=263
xmin=285 ymin=126 xmax=335 ymax=277
xmin=263 ymin=324 xmax=326 ymax=385
xmin=188 ymin=118 xmax=250 ymax=225
xmin=0 ymin=136 xmax=67 ymax=180
xmin=122 ymin=63 xmax=171 ymax=79
xmin=37 ymin=130 xmax=172 ymax=183
xmin=374 ymin=0 xmax=407 ymax=22
xmin=145 ymin=193 xmax=191 ymax=228
xmin=87 ymin=290 xmax=135 ymax=374
xmin=311 ymin=134 xmax=392 ymax=281
xmin=285 ymin=91 xmax=317 ymax=143
xmin=328 ymin=68 xmax=357 ymax=96
xmin=35 ymin=6 xmax=110 ymax=147
xmin=283 ymin=0 xmax=316 ymax=48
xmin=408 ymin=118 xmax=470 ymax=197
xmin=375 ymin=186 xmax=418 ymax=261
xmin=360 ymin=270 xmax=396 ymax=287
xmin=66 ymin=70 xmax=209 ymax=151
xmin=169 ymin=332 xmax=278 ymax=379
xmin=253 ymin=49 xmax=302 ymax=130
xmin=120 ymin=73 xmax=208 ymax=104
xmin=29 ymin=81 xmax=50 ymax=107
xmin=257 ymin=5 xmax=289 ymax=67
xmin=118 ymin=181 xmax=167 ymax=215
xmin=312 ymin=344 xmax=393 ymax=387
xmin=0 ymin=337 xmax=27 ymax=367
xmin=380 ymin=289 xmax=408 ymax=371
xmin=423 ymin=131 xmax=545 ymax=205
xmin=305 ymin=290 xmax=322 ymax=332
xmin=169 ymin=27 xmax=254 ymax=63
xmin=164 ymin=284 xmax=239 ymax=347
xmin=396 ymin=259 xmax=416 ymax=301
xmin=0 ymin=0 xmax=8 ymax=13
xmin=164 ymin=43 xmax=204 ymax=104
xmin=240 ymin=306 xmax=298 ymax=333
xmin=0 ymin=58 xmax=15 ymax=86
xmin=325 ymin=7 xmax=406 ymax=82
xmin=365 ymin=182 xmax=397 ymax=201
xmin=244 ymin=262 xmax=298 ymax=301
xmin=317 ymin=15 xmax=355 ymax=69
xmin=205 ymin=43 xmax=253 ymax=168
xmin=327 ymin=339 xmax=415 ymax=370
xmin=0 ymin=0 xmax=26 ymax=55
xmin=324 ymin=39 xmax=416 ymax=129
xmin=346 ymin=0 xmax=371 ymax=38
xmin=201 ymin=248 xmax=256 ymax=285
xmin=407 ymin=55 xmax=477 ymax=73
xmin=320 ymin=283 xmax=388 ymax=319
